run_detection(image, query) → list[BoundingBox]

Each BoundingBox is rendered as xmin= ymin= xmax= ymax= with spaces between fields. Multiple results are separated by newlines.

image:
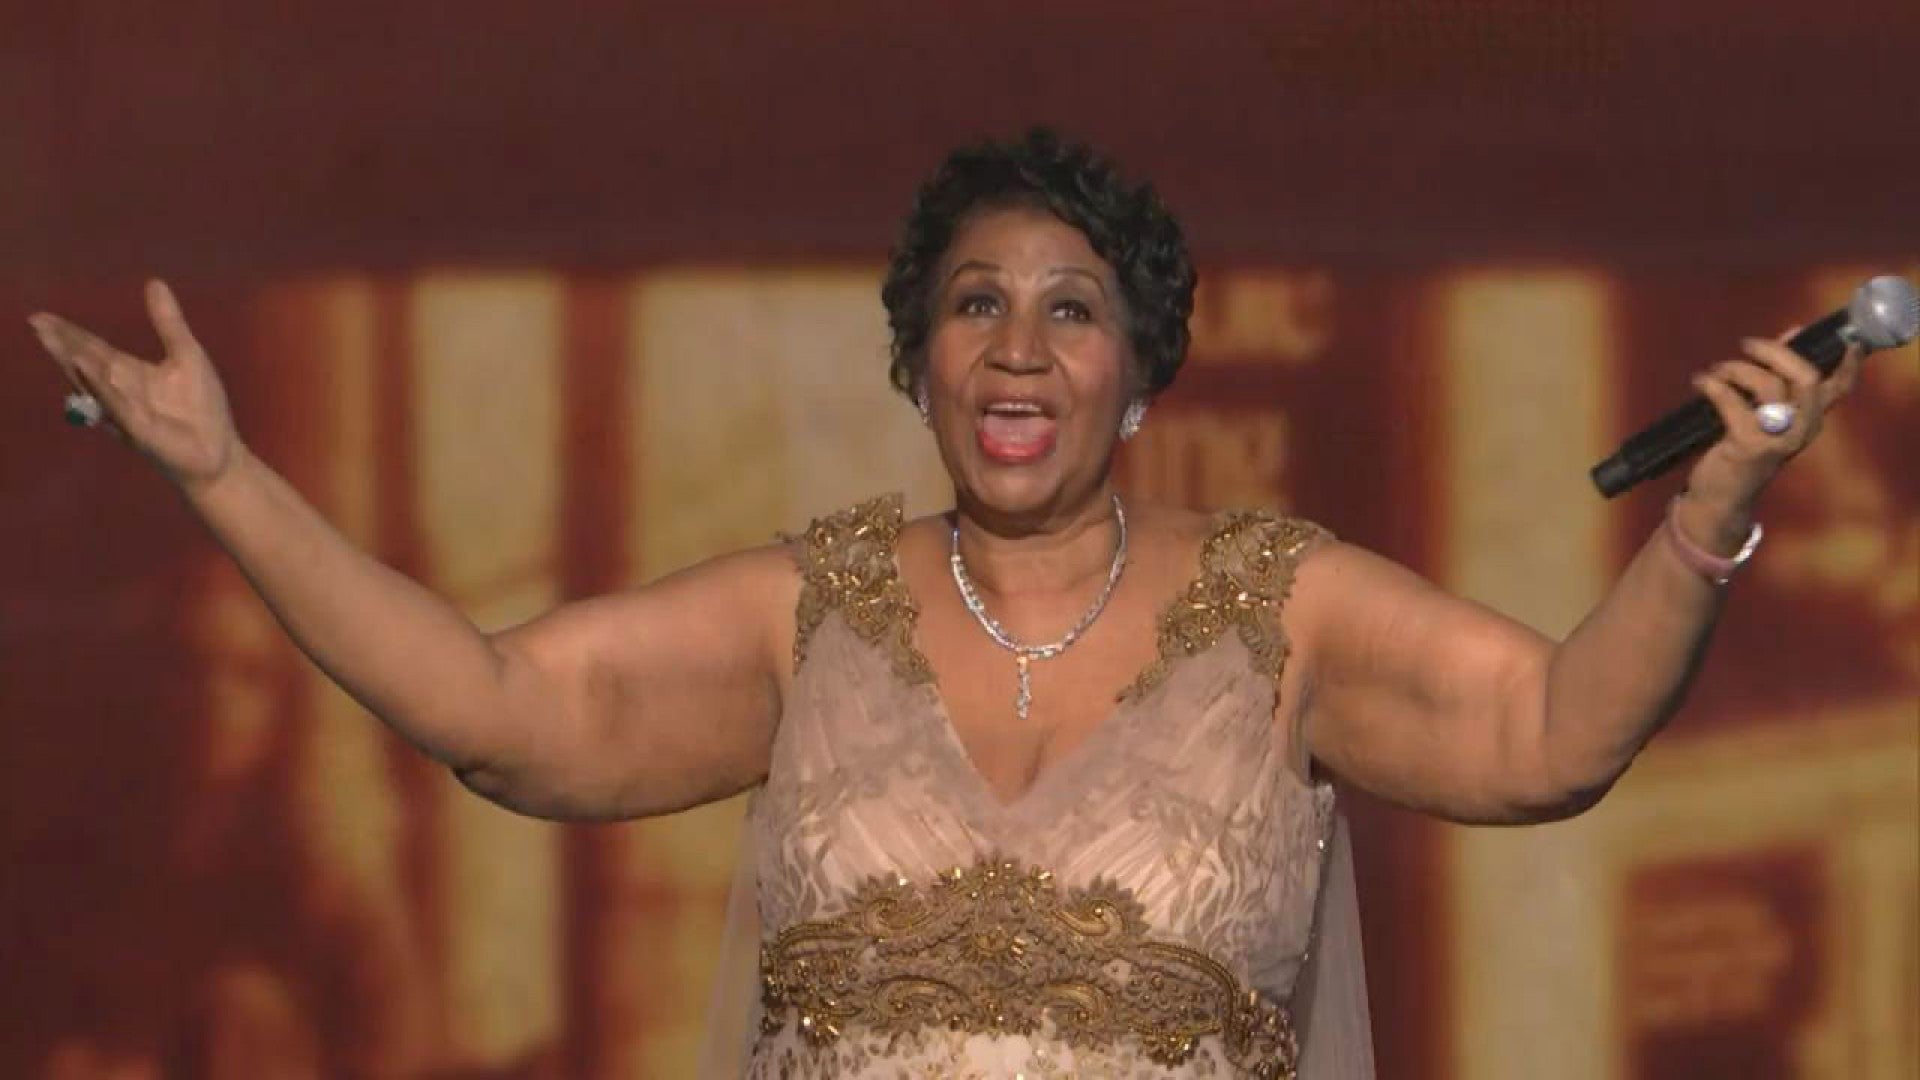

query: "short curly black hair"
xmin=881 ymin=129 xmax=1196 ymax=400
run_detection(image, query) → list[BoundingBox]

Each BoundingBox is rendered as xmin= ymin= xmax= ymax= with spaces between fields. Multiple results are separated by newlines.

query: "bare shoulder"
xmin=1283 ymin=531 xmax=1502 ymax=698
xmin=661 ymin=541 xmax=805 ymax=665
xmin=1289 ymin=535 xmax=1433 ymax=615
xmin=497 ymin=540 xmax=799 ymax=676
xmin=1112 ymin=499 xmax=1215 ymax=578
xmin=687 ymin=541 xmax=805 ymax=612
xmin=623 ymin=540 xmax=801 ymax=615
xmin=1134 ymin=500 xmax=1217 ymax=544
xmin=1153 ymin=500 xmax=1335 ymax=588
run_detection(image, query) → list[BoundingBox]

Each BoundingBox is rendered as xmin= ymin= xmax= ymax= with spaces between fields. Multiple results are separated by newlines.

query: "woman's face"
xmin=921 ymin=205 xmax=1135 ymax=523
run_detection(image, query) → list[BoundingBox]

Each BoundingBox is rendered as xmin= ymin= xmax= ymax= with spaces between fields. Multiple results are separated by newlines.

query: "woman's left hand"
xmin=1683 ymin=329 xmax=1865 ymax=516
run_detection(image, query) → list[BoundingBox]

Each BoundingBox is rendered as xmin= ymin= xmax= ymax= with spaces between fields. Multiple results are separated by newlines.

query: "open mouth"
xmin=975 ymin=399 xmax=1058 ymax=463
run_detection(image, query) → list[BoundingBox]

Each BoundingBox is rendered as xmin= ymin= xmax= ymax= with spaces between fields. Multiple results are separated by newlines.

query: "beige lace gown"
xmin=702 ymin=495 xmax=1375 ymax=1079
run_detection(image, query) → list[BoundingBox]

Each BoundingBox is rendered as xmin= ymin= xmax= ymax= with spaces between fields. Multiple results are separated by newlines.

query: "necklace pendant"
xmin=948 ymin=494 xmax=1127 ymax=727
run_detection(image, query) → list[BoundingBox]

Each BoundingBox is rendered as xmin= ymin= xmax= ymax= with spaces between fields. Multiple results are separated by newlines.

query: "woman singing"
xmin=29 ymin=130 xmax=1863 ymax=1078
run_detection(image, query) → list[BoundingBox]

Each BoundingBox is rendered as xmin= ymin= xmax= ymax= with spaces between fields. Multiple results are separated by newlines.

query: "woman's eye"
xmin=1053 ymin=298 xmax=1093 ymax=321
xmin=957 ymin=294 xmax=1000 ymax=316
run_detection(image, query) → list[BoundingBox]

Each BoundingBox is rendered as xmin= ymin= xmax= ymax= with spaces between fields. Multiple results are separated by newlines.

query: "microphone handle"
xmin=1590 ymin=308 xmax=1853 ymax=498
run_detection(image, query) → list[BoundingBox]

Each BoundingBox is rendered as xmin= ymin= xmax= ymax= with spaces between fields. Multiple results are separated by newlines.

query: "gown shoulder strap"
xmin=1123 ymin=509 xmax=1334 ymax=700
xmin=786 ymin=492 xmax=933 ymax=685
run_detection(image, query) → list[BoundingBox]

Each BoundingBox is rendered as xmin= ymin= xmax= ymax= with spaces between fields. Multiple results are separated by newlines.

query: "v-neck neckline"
xmin=887 ymin=512 xmax=1227 ymax=818
xmin=913 ymin=637 xmax=1143 ymax=818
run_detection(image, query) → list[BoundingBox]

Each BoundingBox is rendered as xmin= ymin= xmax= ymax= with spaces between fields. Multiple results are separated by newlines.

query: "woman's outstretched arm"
xmin=1288 ymin=333 xmax=1864 ymax=824
xmin=32 ymin=281 xmax=789 ymax=821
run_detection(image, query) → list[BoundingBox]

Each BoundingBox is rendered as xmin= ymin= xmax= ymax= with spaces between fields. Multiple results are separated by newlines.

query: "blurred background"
xmin=1 ymin=3 xmax=1914 ymax=1077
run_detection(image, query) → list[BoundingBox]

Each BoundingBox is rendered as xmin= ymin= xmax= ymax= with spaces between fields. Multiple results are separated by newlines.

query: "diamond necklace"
xmin=948 ymin=495 xmax=1128 ymax=721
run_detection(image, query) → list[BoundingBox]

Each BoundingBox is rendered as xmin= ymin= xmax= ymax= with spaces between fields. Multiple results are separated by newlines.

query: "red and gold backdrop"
xmin=1 ymin=4 xmax=1913 ymax=1078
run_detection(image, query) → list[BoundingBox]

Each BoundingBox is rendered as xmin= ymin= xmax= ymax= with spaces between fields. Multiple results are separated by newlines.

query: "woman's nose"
xmin=989 ymin=311 xmax=1051 ymax=373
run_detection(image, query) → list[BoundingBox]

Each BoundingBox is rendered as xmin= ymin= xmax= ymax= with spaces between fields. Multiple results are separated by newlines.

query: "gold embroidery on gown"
xmin=1123 ymin=511 xmax=1332 ymax=702
xmin=789 ymin=493 xmax=934 ymax=686
xmin=760 ymin=857 xmax=1299 ymax=1078
xmin=750 ymin=495 xmax=1338 ymax=1079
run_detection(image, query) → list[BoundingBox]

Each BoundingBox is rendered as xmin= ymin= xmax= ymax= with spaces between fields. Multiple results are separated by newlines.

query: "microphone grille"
xmin=1850 ymin=275 xmax=1920 ymax=350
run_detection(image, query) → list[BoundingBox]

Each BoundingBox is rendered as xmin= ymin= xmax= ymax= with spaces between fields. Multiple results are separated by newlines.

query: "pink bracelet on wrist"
xmin=1663 ymin=497 xmax=1764 ymax=586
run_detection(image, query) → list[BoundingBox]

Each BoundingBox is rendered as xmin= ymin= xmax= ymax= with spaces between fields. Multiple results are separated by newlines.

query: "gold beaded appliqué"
xmin=759 ymin=857 xmax=1300 ymax=1079
xmin=1122 ymin=511 xmax=1330 ymax=702
xmin=788 ymin=493 xmax=934 ymax=686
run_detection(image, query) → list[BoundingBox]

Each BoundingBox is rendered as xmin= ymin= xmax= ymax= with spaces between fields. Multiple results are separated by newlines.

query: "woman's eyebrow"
xmin=944 ymin=261 xmax=1108 ymax=298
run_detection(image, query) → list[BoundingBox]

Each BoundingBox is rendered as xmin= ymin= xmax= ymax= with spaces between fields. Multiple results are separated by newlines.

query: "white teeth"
xmin=984 ymin=401 xmax=1044 ymax=416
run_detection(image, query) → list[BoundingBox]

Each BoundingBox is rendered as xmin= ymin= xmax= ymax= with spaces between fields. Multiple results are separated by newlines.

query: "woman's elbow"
xmin=1489 ymin=761 xmax=1624 ymax=824
xmin=1493 ymin=664 xmax=1629 ymax=823
xmin=1506 ymin=780 xmax=1614 ymax=824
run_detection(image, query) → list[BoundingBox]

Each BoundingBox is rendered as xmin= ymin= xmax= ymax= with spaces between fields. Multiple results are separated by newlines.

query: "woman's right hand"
xmin=30 ymin=279 xmax=243 ymax=493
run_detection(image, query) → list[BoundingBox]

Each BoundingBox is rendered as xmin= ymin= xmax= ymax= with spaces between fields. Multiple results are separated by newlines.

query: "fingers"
xmin=1738 ymin=337 xmax=1823 ymax=399
xmin=1693 ymin=329 xmax=1868 ymax=455
xmin=35 ymin=340 xmax=132 ymax=441
xmin=31 ymin=312 xmax=120 ymax=367
xmin=1698 ymin=335 xmax=1837 ymax=440
xmin=1821 ymin=345 xmax=1865 ymax=403
xmin=1692 ymin=368 xmax=1770 ymax=442
xmin=29 ymin=312 xmax=145 ymax=422
xmin=33 ymin=321 xmax=98 ymax=398
xmin=145 ymin=279 xmax=202 ymax=360
xmin=1685 ymin=325 xmax=1863 ymax=501
xmin=30 ymin=315 xmax=96 ymax=394
xmin=1707 ymin=355 xmax=1789 ymax=407
xmin=1738 ymin=335 xmax=1871 ymax=424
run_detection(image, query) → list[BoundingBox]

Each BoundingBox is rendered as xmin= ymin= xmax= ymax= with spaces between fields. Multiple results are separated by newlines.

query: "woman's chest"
xmin=757 ymin=628 xmax=1326 ymax=931
xmin=908 ymin=594 xmax=1175 ymax=807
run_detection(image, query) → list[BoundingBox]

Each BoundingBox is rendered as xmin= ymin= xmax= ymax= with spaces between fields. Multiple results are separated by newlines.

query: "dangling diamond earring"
xmin=915 ymin=385 xmax=932 ymax=426
xmin=1119 ymin=398 xmax=1148 ymax=441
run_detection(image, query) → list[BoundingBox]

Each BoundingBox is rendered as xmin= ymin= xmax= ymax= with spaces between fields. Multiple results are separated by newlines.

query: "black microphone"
xmin=1591 ymin=275 xmax=1920 ymax=498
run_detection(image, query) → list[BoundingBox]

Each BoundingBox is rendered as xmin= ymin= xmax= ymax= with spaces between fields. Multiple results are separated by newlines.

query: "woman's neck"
xmin=950 ymin=486 xmax=1124 ymax=601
